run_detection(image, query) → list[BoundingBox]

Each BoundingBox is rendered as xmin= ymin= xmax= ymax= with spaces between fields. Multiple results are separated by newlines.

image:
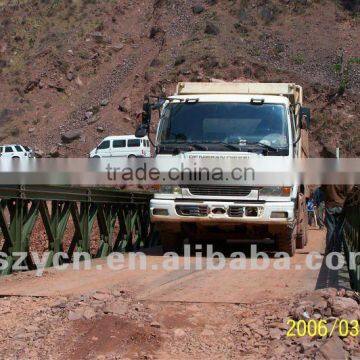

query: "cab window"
xmin=113 ymin=140 xmax=126 ymax=148
xmin=97 ymin=140 xmax=110 ymax=150
xmin=5 ymin=146 xmax=13 ymax=153
xmin=15 ymin=145 xmax=23 ymax=152
xmin=128 ymin=139 xmax=140 ymax=147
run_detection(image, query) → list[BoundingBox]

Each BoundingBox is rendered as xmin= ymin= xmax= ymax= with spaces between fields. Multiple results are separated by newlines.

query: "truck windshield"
xmin=158 ymin=102 xmax=289 ymax=150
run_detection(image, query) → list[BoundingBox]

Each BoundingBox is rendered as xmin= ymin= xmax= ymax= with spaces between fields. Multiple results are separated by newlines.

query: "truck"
xmin=135 ymin=82 xmax=310 ymax=256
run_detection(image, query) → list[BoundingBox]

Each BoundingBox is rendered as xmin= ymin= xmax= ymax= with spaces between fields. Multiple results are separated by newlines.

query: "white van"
xmin=0 ymin=144 xmax=33 ymax=159
xmin=89 ymin=135 xmax=151 ymax=158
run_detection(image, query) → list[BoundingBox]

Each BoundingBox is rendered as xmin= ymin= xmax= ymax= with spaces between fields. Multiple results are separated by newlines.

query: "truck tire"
xmin=159 ymin=230 xmax=183 ymax=254
xmin=276 ymin=226 xmax=296 ymax=257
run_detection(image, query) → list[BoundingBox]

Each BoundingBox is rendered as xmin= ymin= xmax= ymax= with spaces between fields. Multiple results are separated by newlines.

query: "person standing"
xmin=322 ymin=184 xmax=352 ymax=253
xmin=313 ymin=187 xmax=325 ymax=229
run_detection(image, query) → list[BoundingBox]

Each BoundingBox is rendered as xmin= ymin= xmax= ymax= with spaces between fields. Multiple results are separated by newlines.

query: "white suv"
xmin=89 ymin=135 xmax=151 ymax=158
xmin=0 ymin=144 xmax=33 ymax=159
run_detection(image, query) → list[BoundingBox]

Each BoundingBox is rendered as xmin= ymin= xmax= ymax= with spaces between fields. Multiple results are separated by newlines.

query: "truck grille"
xmin=182 ymin=185 xmax=252 ymax=197
xmin=176 ymin=205 xmax=208 ymax=217
xmin=228 ymin=206 xmax=244 ymax=217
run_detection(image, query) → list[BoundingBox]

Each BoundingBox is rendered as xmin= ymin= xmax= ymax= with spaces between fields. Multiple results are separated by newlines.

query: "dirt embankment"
xmin=0 ymin=286 xmax=359 ymax=359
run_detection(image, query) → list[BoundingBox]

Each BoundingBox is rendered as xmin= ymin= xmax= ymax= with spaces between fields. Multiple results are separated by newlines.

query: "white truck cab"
xmin=90 ymin=135 xmax=151 ymax=158
xmin=136 ymin=83 xmax=310 ymax=255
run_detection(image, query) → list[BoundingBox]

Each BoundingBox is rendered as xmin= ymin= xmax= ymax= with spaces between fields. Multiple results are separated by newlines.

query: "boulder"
xmin=110 ymin=43 xmax=124 ymax=52
xmin=61 ymin=130 xmax=82 ymax=144
xmin=318 ymin=336 xmax=347 ymax=360
xmin=66 ymin=71 xmax=75 ymax=81
xmin=205 ymin=22 xmax=220 ymax=35
xmin=103 ymin=301 xmax=128 ymax=316
xmin=118 ymin=97 xmax=131 ymax=113
xmin=100 ymin=99 xmax=109 ymax=107
xmin=329 ymin=296 xmax=358 ymax=317
xmin=174 ymin=55 xmax=186 ymax=66
xmin=91 ymin=32 xmax=111 ymax=44
xmin=84 ymin=111 xmax=93 ymax=120
xmin=49 ymin=146 xmax=60 ymax=158
xmin=192 ymin=5 xmax=204 ymax=14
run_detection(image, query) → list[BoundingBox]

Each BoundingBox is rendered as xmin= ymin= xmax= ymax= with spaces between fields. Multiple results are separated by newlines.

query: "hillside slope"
xmin=0 ymin=0 xmax=359 ymax=157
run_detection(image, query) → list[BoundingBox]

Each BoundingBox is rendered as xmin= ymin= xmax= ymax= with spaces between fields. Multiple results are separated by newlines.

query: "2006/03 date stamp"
xmin=287 ymin=319 xmax=359 ymax=337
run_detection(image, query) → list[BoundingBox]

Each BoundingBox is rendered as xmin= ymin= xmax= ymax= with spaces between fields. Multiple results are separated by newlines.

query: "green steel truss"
xmin=0 ymin=186 xmax=153 ymax=275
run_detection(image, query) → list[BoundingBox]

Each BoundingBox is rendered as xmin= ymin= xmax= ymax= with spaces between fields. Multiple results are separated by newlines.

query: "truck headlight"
xmin=259 ymin=186 xmax=292 ymax=197
xmin=159 ymin=185 xmax=182 ymax=195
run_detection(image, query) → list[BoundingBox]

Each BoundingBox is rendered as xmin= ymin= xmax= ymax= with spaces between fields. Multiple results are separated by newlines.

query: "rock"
xmin=96 ymin=126 xmax=104 ymax=133
xmin=83 ymin=307 xmax=96 ymax=320
xmin=66 ymin=71 xmax=75 ymax=81
xmin=192 ymin=5 xmax=204 ymax=14
xmin=174 ymin=55 xmax=186 ymax=66
xmin=87 ymin=115 xmax=99 ymax=125
xmin=205 ymin=22 xmax=220 ymax=35
xmin=100 ymin=99 xmax=109 ymax=107
xmin=260 ymin=6 xmax=276 ymax=24
xmin=75 ymin=76 xmax=83 ymax=87
xmin=110 ymin=43 xmax=124 ymax=52
xmin=84 ymin=111 xmax=93 ymax=120
xmin=68 ymin=309 xmax=83 ymax=321
xmin=92 ymin=292 xmax=112 ymax=302
xmin=91 ymin=32 xmax=111 ymax=44
xmin=318 ymin=288 xmax=338 ymax=299
xmin=103 ymin=301 xmax=128 ymax=316
xmin=49 ymin=146 xmax=60 ymax=158
xmin=329 ymin=296 xmax=358 ymax=317
xmin=61 ymin=130 xmax=82 ymax=144
xmin=34 ymin=149 xmax=44 ymax=158
xmin=24 ymin=79 xmax=39 ymax=93
xmin=149 ymin=26 xmax=163 ymax=39
xmin=269 ymin=327 xmax=283 ymax=340
xmin=150 ymin=321 xmax=161 ymax=329
xmin=234 ymin=22 xmax=248 ymax=35
xmin=150 ymin=58 xmax=161 ymax=67
xmin=174 ymin=328 xmax=186 ymax=338
xmin=201 ymin=329 xmax=214 ymax=336
xmin=318 ymin=336 xmax=347 ymax=360
xmin=28 ymin=127 xmax=35 ymax=133
xmin=0 ymin=59 xmax=7 ymax=68
xmin=118 ymin=97 xmax=131 ymax=113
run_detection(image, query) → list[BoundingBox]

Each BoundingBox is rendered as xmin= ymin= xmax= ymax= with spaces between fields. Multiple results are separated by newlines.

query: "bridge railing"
xmin=342 ymin=185 xmax=360 ymax=291
xmin=0 ymin=185 xmax=153 ymax=275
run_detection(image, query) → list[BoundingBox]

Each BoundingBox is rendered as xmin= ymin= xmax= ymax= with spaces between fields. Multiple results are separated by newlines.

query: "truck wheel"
xmin=276 ymin=227 xmax=296 ymax=257
xmin=159 ymin=230 xmax=183 ymax=254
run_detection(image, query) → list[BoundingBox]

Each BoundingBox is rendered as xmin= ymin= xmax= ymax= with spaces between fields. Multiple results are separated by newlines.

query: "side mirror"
xmin=299 ymin=107 xmax=311 ymax=129
xmin=135 ymin=124 xmax=148 ymax=138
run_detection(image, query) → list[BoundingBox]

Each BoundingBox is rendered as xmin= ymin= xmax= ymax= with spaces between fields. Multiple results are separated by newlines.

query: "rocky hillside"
xmin=0 ymin=0 xmax=359 ymax=157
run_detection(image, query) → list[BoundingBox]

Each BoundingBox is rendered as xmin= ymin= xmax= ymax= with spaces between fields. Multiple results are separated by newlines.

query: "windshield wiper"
xmin=159 ymin=142 xmax=208 ymax=155
xmin=203 ymin=141 xmax=240 ymax=151
xmin=246 ymin=142 xmax=279 ymax=153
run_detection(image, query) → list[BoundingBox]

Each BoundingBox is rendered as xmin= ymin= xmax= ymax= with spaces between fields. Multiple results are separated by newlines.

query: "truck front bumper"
xmin=150 ymin=199 xmax=295 ymax=224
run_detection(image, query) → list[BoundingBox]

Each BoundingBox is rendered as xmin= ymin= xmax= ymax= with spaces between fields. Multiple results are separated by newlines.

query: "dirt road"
xmin=0 ymin=229 xmax=327 ymax=301
xmin=0 ymin=229 xmax=357 ymax=359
